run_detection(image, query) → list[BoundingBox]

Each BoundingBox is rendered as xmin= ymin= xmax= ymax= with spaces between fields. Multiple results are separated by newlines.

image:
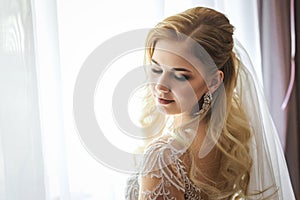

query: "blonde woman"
xmin=126 ymin=7 xmax=295 ymax=200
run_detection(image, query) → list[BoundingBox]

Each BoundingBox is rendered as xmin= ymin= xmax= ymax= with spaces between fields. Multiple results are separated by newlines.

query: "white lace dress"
xmin=125 ymin=137 xmax=203 ymax=200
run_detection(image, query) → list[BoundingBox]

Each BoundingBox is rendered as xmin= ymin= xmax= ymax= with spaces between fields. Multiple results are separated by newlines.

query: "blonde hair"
xmin=141 ymin=7 xmax=253 ymax=199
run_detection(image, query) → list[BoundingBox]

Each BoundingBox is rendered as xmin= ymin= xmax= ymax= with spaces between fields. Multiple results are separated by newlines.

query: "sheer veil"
xmin=233 ymin=39 xmax=295 ymax=199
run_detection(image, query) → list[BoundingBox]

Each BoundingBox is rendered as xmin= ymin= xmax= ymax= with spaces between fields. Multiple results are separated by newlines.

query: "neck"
xmin=168 ymin=114 xmax=207 ymax=147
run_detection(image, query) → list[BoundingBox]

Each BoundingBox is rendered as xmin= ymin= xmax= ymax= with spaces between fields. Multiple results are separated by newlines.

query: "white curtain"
xmin=0 ymin=0 xmax=69 ymax=199
xmin=0 ymin=0 xmax=268 ymax=200
xmin=32 ymin=0 xmax=71 ymax=199
xmin=56 ymin=1 xmax=164 ymax=199
xmin=0 ymin=0 xmax=46 ymax=199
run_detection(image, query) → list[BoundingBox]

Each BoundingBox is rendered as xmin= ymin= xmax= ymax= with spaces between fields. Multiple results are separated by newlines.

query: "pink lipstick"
xmin=157 ymin=98 xmax=174 ymax=105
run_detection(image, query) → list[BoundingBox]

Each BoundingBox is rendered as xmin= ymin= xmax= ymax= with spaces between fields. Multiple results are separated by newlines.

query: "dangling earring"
xmin=193 ymin=92 xmax=212 ymax=116
xmin=201 ymin=92 xmax=212 ymax=114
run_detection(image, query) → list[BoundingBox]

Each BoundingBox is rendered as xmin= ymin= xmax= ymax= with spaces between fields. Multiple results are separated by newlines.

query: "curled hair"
xmin=141 ymin=7 xmax=253 ymax=199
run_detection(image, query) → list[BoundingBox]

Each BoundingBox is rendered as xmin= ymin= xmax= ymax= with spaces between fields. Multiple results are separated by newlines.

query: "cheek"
xmin=191 ymin=78 xmax=208 ymax=99
xmin=173 ymin=82 xmax=207 ymax=103
xmin=173 ymin=84 xmax=198 ymax=105
xmin=194 ymin=84 xmax=207 ymax=100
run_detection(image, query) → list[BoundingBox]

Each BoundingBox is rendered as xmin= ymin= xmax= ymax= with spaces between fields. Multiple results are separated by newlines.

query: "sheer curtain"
xmin=56 ymin=1 xmax=164 ymax=199
xmin=32 ymin=0 xmax=70 ymax=199
xmin=0 ymin=0 xmax=46 ymax=199
xmin=0 ymin=0 xmax=69 ymax=199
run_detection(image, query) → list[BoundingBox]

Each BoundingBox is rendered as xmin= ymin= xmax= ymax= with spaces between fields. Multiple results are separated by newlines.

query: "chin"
xmin=156 ymin=105 xmax=185 ymax=116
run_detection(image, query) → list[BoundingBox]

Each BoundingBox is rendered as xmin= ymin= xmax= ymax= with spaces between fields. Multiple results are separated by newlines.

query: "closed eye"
xmin=150 ymin=59 xmax=191 ymax=81
xmin=151 ymin=68 xmax=163 ymax=74
xmin=174 ymin=74 xmax=190 ymax=81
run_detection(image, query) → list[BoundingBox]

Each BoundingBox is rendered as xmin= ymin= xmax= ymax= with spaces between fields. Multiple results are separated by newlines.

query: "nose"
xmin=151 ymin=70 xmax=171 ymax=93
xmin=155 ymin=83 xmax=170 ymax=93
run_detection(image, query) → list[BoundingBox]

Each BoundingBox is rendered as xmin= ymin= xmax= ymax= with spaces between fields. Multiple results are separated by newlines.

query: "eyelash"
xmin=151 ymin=68 xmax=190 ymax=81
xmin=174 ymin=74 xmax=190 ymax=81
xmin=151 ymin=68 xmax=162 ymax=74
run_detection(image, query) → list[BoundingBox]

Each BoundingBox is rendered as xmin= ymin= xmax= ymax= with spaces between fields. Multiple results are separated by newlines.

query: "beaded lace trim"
xmin=125 ymin=137 xmax=203 ymax=200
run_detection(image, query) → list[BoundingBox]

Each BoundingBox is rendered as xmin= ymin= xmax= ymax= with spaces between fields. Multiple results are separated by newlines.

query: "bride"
xmin=125 ymin=7 xmax=295 ymax=200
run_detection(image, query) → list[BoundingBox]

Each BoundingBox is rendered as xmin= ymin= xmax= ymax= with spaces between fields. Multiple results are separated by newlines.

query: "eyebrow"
xmin=151 ymin=58 xmax=192 ymax=73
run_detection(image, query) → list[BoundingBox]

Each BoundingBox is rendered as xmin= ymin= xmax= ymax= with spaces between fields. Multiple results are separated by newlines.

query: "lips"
xmin=157 ymin=97 xmax=174 ymax=105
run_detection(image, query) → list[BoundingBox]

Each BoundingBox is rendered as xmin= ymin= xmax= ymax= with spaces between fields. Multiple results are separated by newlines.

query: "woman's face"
xmin=149 ymin=40 xmax=208 ymax=115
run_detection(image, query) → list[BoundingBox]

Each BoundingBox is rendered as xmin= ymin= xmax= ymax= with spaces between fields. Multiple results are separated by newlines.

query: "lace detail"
xmin=125 ymin=137 xmax=203 ymax=200
xmin=125 ymin=174 xmax=139 ymax=199
xmin=183 ymin=177 xmax=202 ymax=200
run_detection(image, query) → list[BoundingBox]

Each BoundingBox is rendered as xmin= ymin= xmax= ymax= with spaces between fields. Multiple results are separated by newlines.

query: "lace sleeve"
xmin=138 ymin=137 xmax=187 ymax=200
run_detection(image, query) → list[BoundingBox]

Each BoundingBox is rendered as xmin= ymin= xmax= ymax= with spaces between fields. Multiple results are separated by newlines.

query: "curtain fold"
xmin=31 ymin=0 xmax=71 ymax=198
xmin=257 ymin=0 xmax=291 ymax=148
xmin=258 ymin=0 xmax=299 ymax=198
xmin=0 ymin=0 xmax=46 ymax=199
xmin=0 ymin=0 xmax=70 ymax=199
xmin=286 ymin=0 xmax=300 ymax=199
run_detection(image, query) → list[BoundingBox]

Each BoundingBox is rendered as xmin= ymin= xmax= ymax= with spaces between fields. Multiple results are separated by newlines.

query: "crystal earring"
xmin=193 ymin=92 xmax=212 ymax=116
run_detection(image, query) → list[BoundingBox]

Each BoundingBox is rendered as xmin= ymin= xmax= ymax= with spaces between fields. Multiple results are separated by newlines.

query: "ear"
xmin=208 ymin=70 xmax=224 ymax=93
